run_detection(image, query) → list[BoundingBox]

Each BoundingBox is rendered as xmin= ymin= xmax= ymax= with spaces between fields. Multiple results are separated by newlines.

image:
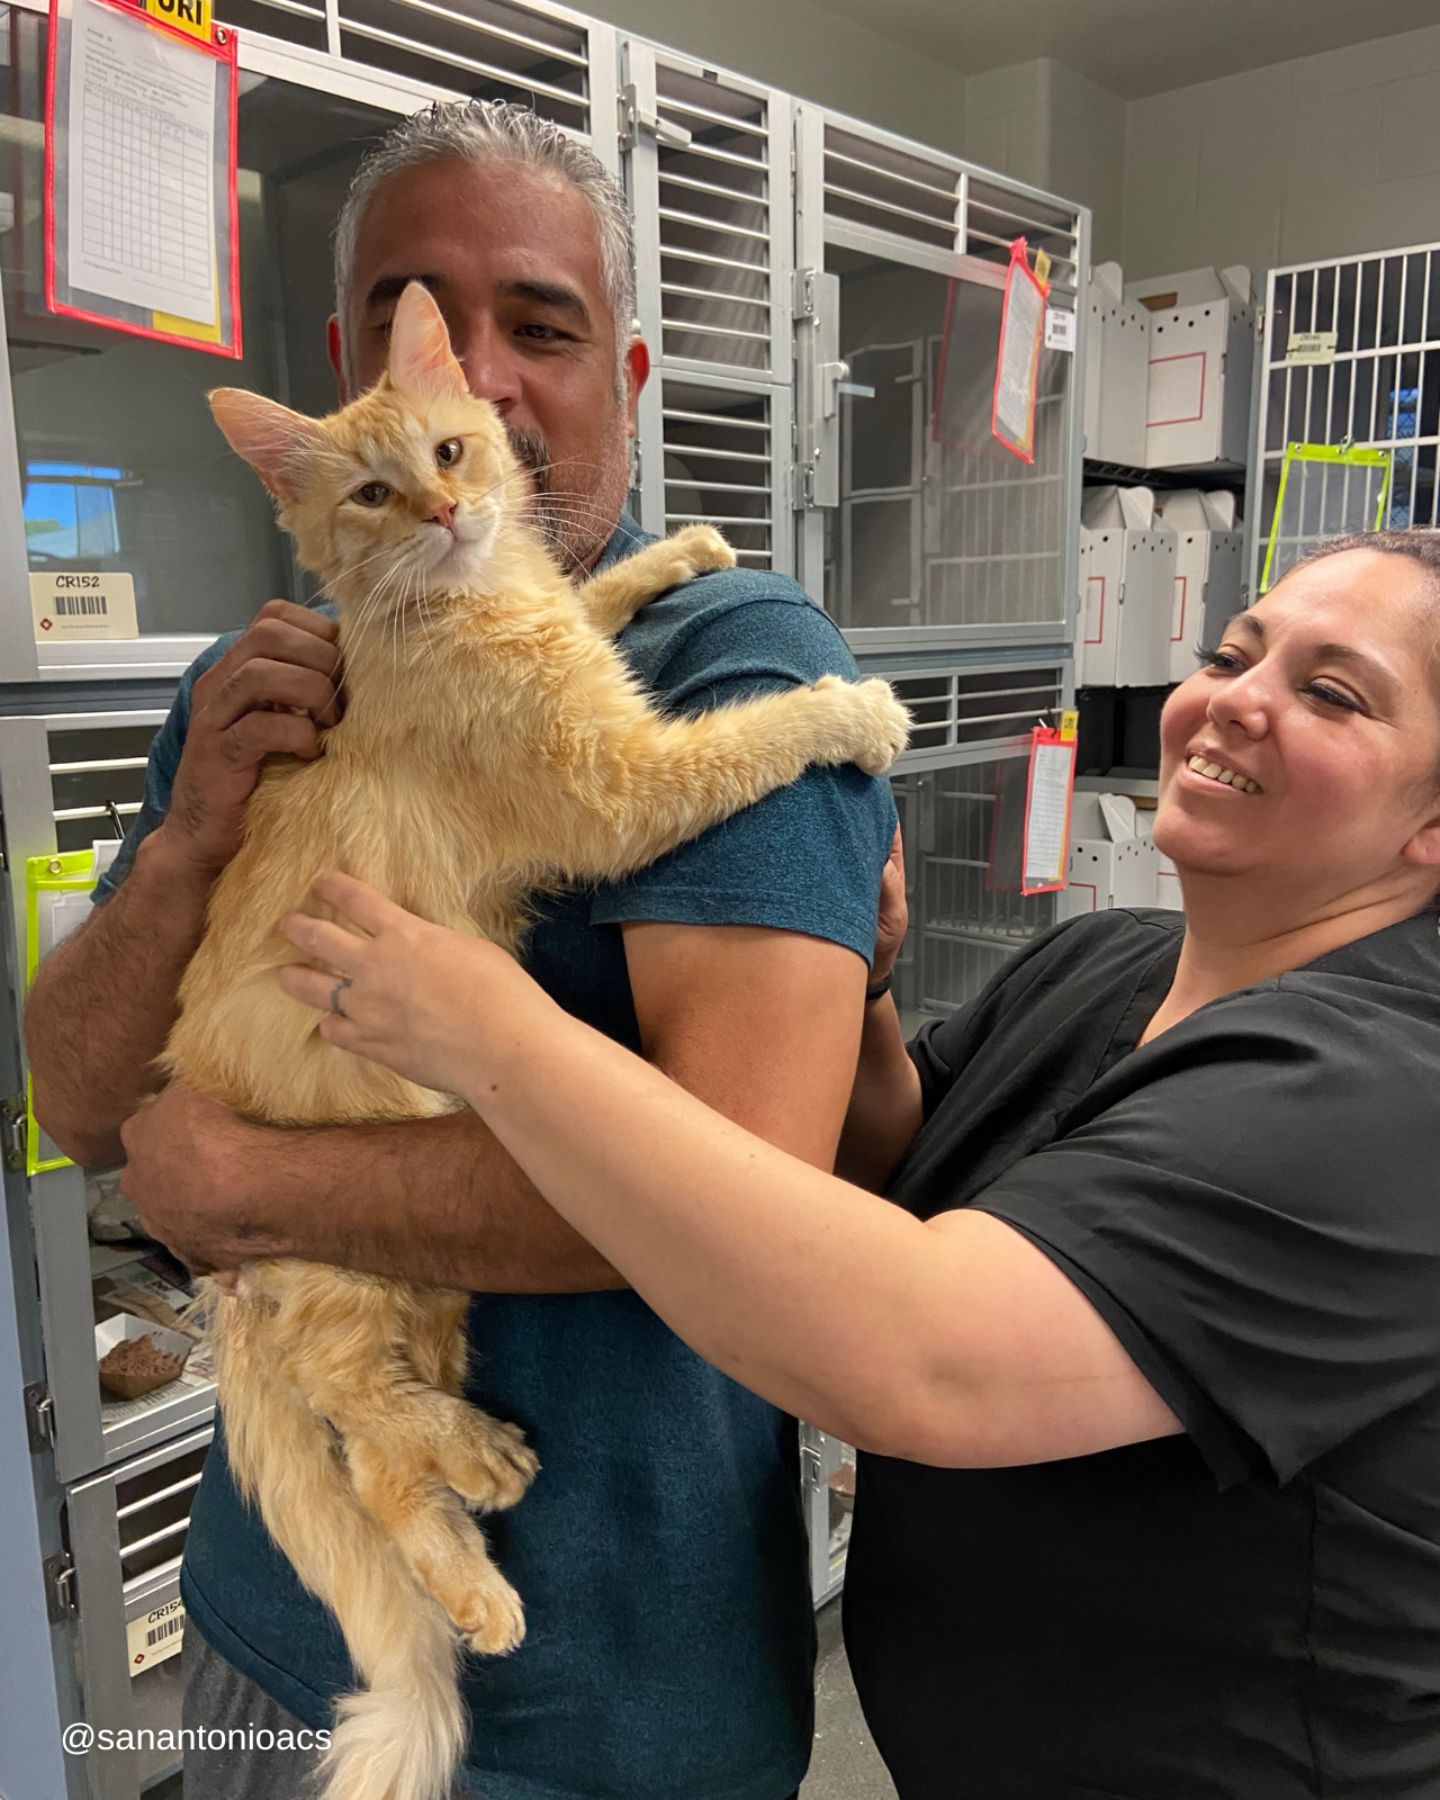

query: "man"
xmin=26 ymin=100 xmax=894 ymax=1800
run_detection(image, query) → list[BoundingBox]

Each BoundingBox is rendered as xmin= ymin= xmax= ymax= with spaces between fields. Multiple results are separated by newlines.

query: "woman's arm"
xmin=279 ymin=874 xmax=1179 ymax=1467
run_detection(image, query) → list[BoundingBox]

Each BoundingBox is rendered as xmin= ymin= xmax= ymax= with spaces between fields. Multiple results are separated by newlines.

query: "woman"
xmin=278 ymin=532 xmax=1440 ymax=1799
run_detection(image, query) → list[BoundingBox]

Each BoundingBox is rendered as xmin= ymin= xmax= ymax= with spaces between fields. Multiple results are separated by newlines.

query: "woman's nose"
xmin=1206 ymin=669 xmax=1271 ymax=739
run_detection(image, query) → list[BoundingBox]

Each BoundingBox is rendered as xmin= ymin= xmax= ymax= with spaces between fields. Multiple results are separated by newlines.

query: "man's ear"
xmin=624 ymin=336 xmax=650 ymax=435
xmin=387 ymin=281 xmax=467 ymax=403
xmin=209 ymin=389 xmax=323 ymax=499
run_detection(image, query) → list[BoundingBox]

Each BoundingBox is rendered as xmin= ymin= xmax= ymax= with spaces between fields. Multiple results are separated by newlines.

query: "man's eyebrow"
xmin=500 ymin=279 xmax=591 ymax=329
xmin=363 ymin=273 xmax=445 ymax=310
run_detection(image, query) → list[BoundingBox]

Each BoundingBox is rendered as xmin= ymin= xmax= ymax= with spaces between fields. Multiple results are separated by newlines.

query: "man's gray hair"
xmin=332 ymin=99 xmax=638 ymax=392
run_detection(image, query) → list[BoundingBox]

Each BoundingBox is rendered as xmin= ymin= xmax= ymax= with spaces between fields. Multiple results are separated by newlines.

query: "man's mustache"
xmin=506 ymin=426 xmax=551 ymax=493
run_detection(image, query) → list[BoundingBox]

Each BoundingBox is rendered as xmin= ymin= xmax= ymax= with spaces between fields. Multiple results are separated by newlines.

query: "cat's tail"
xmin=214 ymin=1303 xmax=467 ymax=1800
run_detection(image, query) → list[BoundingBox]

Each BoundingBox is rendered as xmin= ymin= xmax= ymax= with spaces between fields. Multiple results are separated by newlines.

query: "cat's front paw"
xmin=665 ymin=524 xmax=736 ymax=579
xmin=814 ymin=675 xmax=910 ymax=775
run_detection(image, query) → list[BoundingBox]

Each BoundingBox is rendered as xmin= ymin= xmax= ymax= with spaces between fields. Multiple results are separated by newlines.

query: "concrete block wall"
xmin=1123 ymin=22 xmax=1440 ymax=278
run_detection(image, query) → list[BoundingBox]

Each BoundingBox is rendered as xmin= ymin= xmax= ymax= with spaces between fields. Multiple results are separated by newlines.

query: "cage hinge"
xmin=793 ymin=266 xmax=818 ymax=320
xmin=3 ymin=1094 xmax=26 ymax=1171
xmin=618 ymin=84 xmax=692 ymax=152
xmin=24 ymin=1382 xmax=54 ymax=1453
xmin=44 ymin=1551 xmax=77 ymax=1623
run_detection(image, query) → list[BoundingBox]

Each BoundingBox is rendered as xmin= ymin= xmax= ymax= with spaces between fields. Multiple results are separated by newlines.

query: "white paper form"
xmin=1023 ymin=741 xmax=1074 ymax=891
xmin=994 ymin=261 xmax=1044 ymax=456
xmin=66 ymin=0 xmax=217 ymax=324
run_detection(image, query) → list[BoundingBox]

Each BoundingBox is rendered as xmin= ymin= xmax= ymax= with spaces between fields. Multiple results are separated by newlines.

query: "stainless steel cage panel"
xmin=896 ymin=757 xmax=1061 ymax=1023
xmin=794 ymin=104 xmax=1087 ymax=657
xmin=65 ymin=1427 xmax=213 ymax=1800
xmin=800 ymin=1420 xmax=852 ymax=1606
xmin=887 ymin=657 xmax=1068 ymax=774
xmin=0 ymin=714 xmax=219 ymax=1488
xmin=624 ymin=43 xmax=792 ymax=384
xmin=639 ymin=369 xmax=793 ymax=573
xmin=1251 ymin=242 xmax=1440 ymax=598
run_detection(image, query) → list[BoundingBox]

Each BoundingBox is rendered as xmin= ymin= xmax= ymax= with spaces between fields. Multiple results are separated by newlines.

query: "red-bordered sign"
xmin=45 ymin=0 xmax=241 ymax=357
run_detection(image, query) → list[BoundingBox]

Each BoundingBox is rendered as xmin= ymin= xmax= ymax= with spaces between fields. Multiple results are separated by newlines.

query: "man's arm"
xmin=25 ymin=601 xmax=342 ymax=1167
xmin=26 ymin=832 xmax=217 ymax=1167
xmin=121 ymin=919 xmax=865 ymax=1287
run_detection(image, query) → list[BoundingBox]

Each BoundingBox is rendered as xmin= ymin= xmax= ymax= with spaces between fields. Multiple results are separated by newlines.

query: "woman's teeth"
xmin=1187 ymin=755 xmax=1261 ymax=795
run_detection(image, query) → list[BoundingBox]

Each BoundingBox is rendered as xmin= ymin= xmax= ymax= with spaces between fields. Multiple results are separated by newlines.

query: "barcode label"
xmin=55 ymin=593 xmax=109 ymax=616
xmin=127 ymin=1597 xmax=185 ymax=1675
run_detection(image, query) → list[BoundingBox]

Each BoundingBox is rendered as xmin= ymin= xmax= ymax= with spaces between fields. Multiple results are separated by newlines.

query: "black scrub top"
xmin=844 ymin=907 xmax=1440 ymax=1800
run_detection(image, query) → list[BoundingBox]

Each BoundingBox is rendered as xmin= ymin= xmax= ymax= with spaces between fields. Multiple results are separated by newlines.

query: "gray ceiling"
xmin=813 ymin=0 xmax=1440 ymax=98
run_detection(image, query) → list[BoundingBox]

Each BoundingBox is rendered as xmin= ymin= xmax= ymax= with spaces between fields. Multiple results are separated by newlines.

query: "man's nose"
xmin=452 ymin=317 xmax=522 ymax=411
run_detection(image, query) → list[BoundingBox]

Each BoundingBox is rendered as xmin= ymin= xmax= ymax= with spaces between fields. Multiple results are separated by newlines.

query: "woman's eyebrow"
xmin=1228 ymin=612 xmax=1399 ymax=704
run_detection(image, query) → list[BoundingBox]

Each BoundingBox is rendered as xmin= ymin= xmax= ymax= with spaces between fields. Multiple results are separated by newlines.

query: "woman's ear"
xmin=387 ymin=281 xmax=468 ymax=403
xmin=1400 ymin=805 xmax=1440 ymax=875
xmin=210 ymin=389 xmax=322 ymax=499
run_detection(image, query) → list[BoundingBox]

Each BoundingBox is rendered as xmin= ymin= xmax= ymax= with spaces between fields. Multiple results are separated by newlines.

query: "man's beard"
xmin=505 ymin=423 xmax=622 ymax=576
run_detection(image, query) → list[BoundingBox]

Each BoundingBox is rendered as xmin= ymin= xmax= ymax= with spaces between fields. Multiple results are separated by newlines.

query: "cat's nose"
xmin=427 ymin=500 xmax=456 ymax=531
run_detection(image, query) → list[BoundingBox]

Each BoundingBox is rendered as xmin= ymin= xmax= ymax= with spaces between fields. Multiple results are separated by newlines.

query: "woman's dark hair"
xmin=1294 ymin=528 xmax=1440 ymax=597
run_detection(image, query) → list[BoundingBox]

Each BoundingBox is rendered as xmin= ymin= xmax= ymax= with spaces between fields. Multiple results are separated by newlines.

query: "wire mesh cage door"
xmin=1253 ymin=242 xmax=1440 ymax=595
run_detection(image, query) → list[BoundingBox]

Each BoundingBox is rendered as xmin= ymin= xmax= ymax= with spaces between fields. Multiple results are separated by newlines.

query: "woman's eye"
xmin=352 ymin=481 xmax=392 ymax=507
xmin=1195 ymin=645 xmax=1244 ymax=673
xmin=1308 ymin=682 xmax=1363 ymax=713
xmin=435 ymin=439 xmax=463 ymax=468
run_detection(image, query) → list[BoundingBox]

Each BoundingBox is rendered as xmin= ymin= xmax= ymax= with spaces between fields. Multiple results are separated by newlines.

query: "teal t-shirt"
xmin=96 ymin=517 xmax=896 ymax=1800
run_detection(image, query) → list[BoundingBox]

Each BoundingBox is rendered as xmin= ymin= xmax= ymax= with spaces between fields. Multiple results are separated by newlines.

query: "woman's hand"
xmin=872 ymin=826 xmax=909 ymax=985
xmin=276 ymin=872 xmax=550 ymax=1099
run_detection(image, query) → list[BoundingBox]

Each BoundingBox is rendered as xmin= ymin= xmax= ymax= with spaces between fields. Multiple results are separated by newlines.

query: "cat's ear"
xmin=209 ymin=389 xmax=322 ymax=500
xmin=387 ymin=281 xmax=467 ymax=404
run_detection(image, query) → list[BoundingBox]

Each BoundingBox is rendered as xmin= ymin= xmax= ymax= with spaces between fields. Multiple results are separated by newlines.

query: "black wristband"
xmin=864 ymin=970 xmax=894 ymax=1003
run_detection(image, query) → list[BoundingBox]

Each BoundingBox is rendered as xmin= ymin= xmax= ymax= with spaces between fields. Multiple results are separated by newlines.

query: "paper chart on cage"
xmin=1023 ymin=739 xmax=1074 ymax=892
xmin=66 ymin=0 xmax=218 ymax=324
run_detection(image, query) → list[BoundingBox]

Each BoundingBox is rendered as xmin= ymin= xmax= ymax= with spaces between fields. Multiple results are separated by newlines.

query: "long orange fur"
xmin=163 ymin=281 xmax=908 ymax=1800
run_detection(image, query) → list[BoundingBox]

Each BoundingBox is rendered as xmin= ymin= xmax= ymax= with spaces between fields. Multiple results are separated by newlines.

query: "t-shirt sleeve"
xmin=589 ymin=593 xmax=898 ymax=963
xmin=91 ymin=633 xmax=236 ymax=906
xmin=908 ymin=913 xmax=1114 ymax=1120
xmin=966 ymin=990 xmax=1440 ymax=1489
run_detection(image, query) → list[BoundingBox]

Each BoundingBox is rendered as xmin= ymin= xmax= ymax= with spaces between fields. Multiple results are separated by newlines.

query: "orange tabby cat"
xmin=165 ymin=279 xmax=908 ymax=1800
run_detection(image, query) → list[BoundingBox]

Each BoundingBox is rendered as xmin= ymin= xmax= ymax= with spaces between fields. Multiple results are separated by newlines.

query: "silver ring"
xmin=329 ymin=976 xmax=353 ymax=1018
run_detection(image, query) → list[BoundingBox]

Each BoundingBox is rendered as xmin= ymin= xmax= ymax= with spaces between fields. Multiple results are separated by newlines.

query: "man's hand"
xmin=120 ymin=1086 xmax=287 ymax=1275
xmin=164 ymin=600 xmax=343 ymax=876
xmin=872 ymin=826 xmax=908 ymax=984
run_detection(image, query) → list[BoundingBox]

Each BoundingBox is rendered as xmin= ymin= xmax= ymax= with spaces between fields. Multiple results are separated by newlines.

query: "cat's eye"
xmin=352 ymin=481 xmax=392 ymax=507
xmin=435 ymin=438 xmax=463 ymax=468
